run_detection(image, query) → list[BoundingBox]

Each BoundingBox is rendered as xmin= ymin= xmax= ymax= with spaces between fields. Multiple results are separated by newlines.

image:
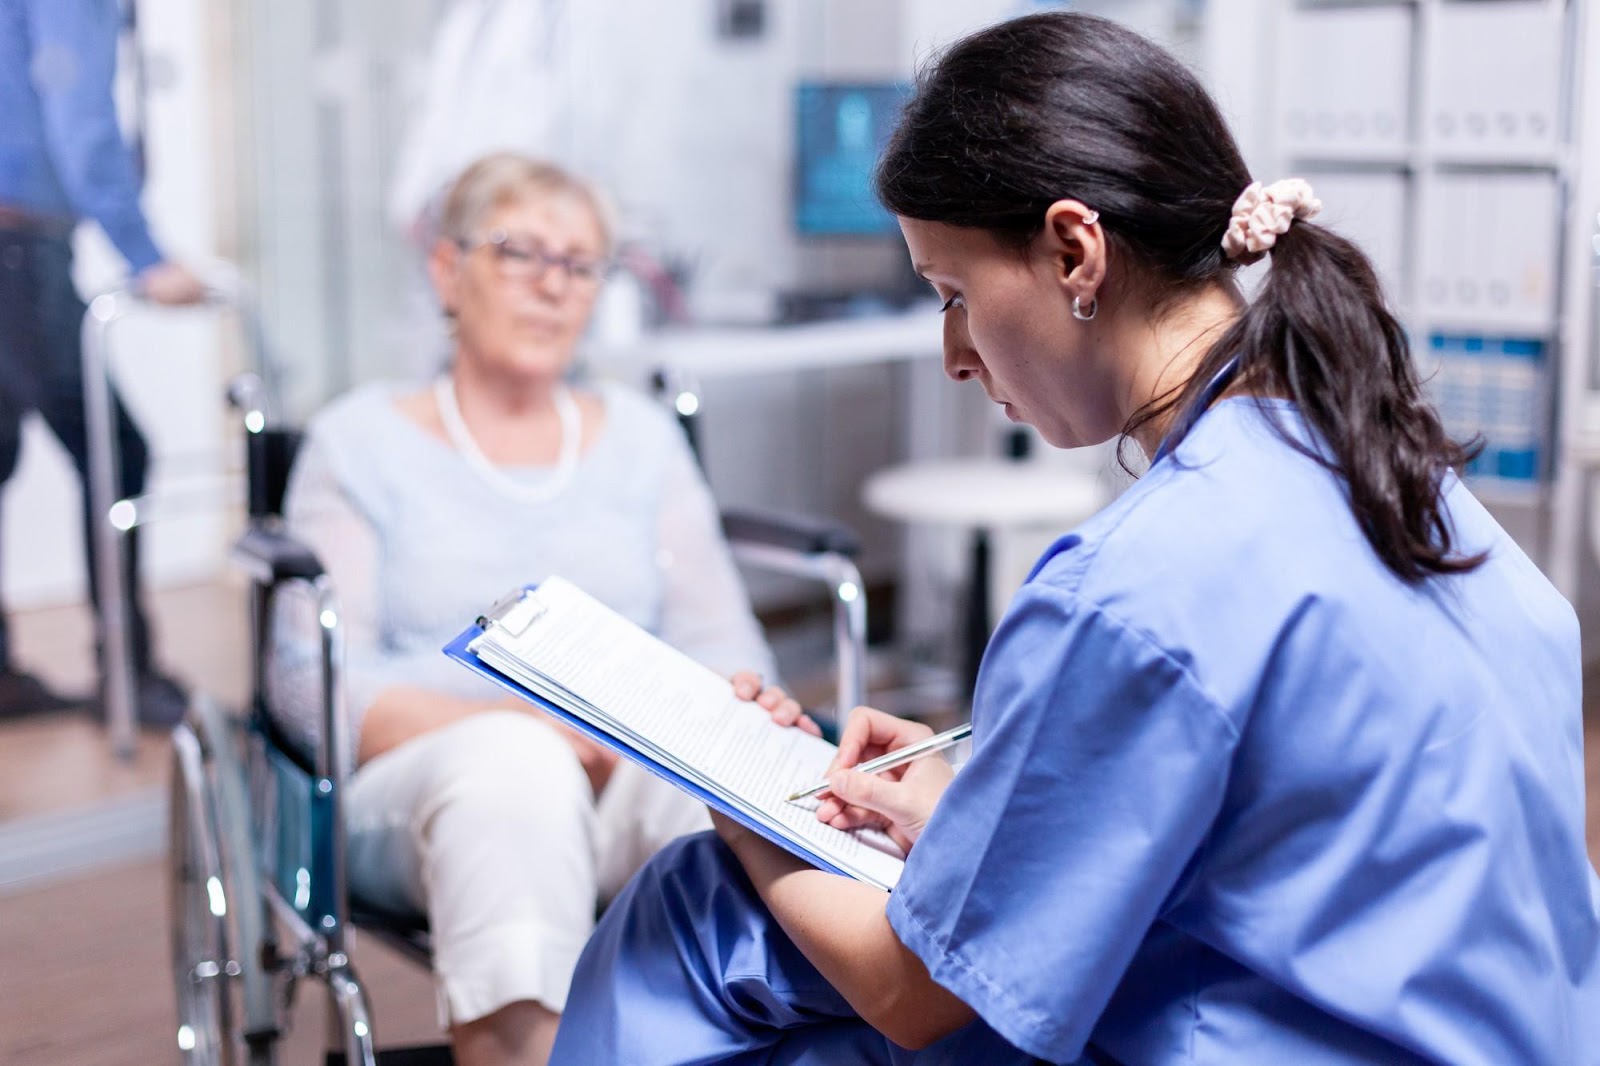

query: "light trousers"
xmin=345 ymin=710 xmax=709 ymax=1025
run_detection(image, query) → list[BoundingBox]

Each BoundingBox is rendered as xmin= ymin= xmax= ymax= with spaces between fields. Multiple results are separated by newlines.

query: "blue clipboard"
xmin=442 ymin=597 xmax=864 ymax=883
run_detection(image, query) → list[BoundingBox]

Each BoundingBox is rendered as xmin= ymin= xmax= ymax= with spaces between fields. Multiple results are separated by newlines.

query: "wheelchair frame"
xmin=151 ymin=348 xmax=870 ymax=1063
xmin=658 ymin=366 xmax=868 ymax=724
xmin=169 ymin=368 xmax=383 ymax=1066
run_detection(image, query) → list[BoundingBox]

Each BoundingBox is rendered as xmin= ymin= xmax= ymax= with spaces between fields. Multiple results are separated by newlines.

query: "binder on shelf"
xmin=445 ymin=577 xmax=907 ymax=891
xmin=1430 ymin=1 xmax=1562 ymax=162
xmin=1297 ymin=170 xmax=1408 ymax=299
xmin=1425 ymin=333 xmax=1546 ymax=484
xmin=1280 ymin=6 xmax=1411 ymax=158
xmin=1419 ymin=173 xmax=1558 ymax=334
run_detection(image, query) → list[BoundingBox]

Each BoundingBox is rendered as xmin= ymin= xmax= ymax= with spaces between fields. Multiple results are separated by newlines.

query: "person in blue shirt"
xmin=548 ymin=12 xmax=1600 ymax=1065
xmin=0 ymin=0 xmax=204 ymax=722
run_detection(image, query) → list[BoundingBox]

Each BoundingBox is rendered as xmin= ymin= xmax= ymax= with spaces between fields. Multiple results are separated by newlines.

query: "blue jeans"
xmin=0 ymin=228 xmax=153 ymax=670
xmin=551 ymin=832 xmax=1039 ymax=1066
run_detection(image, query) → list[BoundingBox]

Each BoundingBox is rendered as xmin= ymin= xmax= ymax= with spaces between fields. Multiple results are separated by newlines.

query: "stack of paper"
xmin=451 ymin=577 xmax=906 ymax=890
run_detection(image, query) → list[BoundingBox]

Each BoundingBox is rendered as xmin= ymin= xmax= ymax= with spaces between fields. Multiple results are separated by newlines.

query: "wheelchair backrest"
xmin=247 ymin=427 xmax=302 ymax=520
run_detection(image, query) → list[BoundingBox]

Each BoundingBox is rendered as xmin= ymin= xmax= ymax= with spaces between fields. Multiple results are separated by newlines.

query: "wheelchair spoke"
xmin=170 ymin=726 xmax=237 ymax=1065
xmin=188 ymin=959 xmax=245 ymax=984
xmin=169 ymin=705 xmax=289 ymax=1066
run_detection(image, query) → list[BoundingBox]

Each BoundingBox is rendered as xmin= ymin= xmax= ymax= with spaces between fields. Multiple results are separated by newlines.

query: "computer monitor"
xmin=793 ymin=82 xmax=907 ymax=238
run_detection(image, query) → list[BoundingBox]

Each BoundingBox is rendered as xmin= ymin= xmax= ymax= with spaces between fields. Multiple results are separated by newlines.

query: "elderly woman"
xmin=271 ymin=153 xmax=794 ymax=1065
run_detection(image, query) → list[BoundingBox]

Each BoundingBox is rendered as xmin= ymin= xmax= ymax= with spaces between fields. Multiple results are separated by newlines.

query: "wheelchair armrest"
xmin=721 ymin=507 xmax=868 ymax=719
xmin=721 ymin=507 xmax=860 ymax=559
xmin=231 ymin=526 xmax=325 ymax=585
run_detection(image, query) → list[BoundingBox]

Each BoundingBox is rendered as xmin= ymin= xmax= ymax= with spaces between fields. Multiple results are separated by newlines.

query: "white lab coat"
xmin=387 ymin=0 xmax=574 ymax=236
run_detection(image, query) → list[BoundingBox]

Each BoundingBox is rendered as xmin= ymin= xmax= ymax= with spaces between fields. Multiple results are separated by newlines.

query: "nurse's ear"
xmin=1041 ymin=200 xmax=1107 ymax=319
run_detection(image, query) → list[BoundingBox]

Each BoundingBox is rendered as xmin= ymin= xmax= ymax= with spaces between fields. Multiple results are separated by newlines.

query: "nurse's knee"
xmin=597 ymin=831 xmax=823 ymax=1017
xmin=620 ymin=831 xmax=750 ymax=921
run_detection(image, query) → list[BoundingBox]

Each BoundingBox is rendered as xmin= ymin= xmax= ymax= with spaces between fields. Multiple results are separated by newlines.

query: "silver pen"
xmin=785 ymin=723 xmax=973 ymax=803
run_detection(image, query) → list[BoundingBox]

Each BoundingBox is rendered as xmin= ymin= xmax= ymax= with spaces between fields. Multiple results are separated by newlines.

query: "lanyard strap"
xmin=1151 ymin=356 xmax=1242 ymax=466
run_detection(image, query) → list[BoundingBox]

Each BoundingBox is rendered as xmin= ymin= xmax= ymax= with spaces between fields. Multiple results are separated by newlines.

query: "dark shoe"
xmin=0 ymin=668 xmax=80 ymax=719
xmin=134 ymin=670 xmax=190 ymax=728
xmin=90 ymin=669 xmax=190 ymax=729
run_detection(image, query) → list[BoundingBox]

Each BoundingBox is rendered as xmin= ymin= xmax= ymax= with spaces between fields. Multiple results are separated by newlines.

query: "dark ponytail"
xmin=875 ymin=12 xmax=1483 ymax=583
xmin=1183 ymin=223 xmax=1484 ymax=582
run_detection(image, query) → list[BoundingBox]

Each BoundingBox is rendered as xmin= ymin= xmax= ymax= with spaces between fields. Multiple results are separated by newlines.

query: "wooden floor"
xmin=1 ymin=581 xmax=1598 ymax=1064
xmin=0 ymin=857 xmax=445 ymax=1065
xmin=0 ymin=580 xmax=249 ymax=822
xmin=0 ymin=580 xmax=442 ymax=1064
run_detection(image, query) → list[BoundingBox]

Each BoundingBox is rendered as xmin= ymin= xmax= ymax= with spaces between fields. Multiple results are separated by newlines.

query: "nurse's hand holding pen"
xmin=814 ymin=707 xmax=954 ymax=852
xmin=726 ymin=674 xmax=950 ymax=850
xmin=724 ymin=671 xmax=953 ymax=843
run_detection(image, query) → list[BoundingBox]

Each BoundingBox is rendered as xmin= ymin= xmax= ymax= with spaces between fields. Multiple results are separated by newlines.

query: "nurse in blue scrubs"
xmin=551 ymin=12 xmax=1600 ymax=1065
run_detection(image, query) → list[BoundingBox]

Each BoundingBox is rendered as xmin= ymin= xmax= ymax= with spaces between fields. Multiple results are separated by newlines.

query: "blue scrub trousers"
xmin=551 ymin=832 xmax=1039 ymax=1066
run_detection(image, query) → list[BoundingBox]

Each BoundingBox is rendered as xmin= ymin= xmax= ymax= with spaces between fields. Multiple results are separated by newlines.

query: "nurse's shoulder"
xmin=1027 ymin=398 xmax=1362 ymax=631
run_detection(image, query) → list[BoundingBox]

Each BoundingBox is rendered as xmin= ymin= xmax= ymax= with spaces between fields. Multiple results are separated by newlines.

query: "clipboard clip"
xmin=477 ymin=587 xmax=547 ymax=638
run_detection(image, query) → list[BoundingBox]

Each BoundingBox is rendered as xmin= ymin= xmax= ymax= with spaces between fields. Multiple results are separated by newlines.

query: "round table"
xmin=863 ymin=457 xmax=1107 ymax=701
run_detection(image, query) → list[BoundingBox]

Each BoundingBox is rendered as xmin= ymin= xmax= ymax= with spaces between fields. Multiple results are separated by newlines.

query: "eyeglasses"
xmin=459 ymin=229 xmax=612 ymax=289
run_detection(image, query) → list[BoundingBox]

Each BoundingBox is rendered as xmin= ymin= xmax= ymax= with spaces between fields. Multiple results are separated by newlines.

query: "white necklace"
xmin=434 ymin=376 xmax=581 ymax=505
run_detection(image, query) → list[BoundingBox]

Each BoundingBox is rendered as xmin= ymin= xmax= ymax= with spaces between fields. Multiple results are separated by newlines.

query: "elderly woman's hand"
xmin=730 ymin=670 xmax=822 ymax=737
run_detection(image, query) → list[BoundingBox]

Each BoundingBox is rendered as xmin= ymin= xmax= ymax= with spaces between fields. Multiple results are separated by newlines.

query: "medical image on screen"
xmin=794 ymin=83 xmax=907 ymax=237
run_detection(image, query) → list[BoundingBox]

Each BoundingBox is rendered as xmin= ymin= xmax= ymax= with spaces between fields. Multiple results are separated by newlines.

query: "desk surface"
xmin=596 ymin=307 xmax=945 ymax=379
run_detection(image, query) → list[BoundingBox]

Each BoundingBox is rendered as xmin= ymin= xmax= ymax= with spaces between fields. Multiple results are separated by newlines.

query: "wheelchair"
xmin=165 ymin=370 xmax=871 ymax=1065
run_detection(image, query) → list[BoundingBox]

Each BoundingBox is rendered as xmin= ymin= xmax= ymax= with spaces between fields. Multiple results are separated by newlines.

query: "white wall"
xmin=1 ymin=0 xmax=228 ymax=609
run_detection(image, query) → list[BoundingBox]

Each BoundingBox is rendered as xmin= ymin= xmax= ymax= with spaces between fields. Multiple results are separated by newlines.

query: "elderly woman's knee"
xmin=413 ymin=710 xmax=591 ymax=817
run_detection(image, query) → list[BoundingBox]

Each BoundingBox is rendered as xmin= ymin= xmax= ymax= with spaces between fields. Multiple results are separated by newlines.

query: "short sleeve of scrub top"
xmin=886 ymin=577 xmax=1242 ymax=1064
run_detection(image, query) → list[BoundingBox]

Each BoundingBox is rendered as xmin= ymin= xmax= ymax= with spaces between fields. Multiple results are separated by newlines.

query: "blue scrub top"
xmin=887 ymin=397 xmax=1600 ymax=1064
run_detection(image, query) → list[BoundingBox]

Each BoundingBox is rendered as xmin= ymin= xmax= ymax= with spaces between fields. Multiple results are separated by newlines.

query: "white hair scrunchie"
xmin=1221 ymin=178 xmax=1322 ymax=264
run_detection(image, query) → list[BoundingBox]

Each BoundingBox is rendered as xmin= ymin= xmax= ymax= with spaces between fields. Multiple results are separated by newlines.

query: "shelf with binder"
xmin=1284 ymin=150 xmax=1416 ymax=170
xmin=1420 ymin=333 xmax=1553 ymax=485
xmin=1463 ymin=477 xmax=1549 ymax=506
xmin=1284 ymin=154 xmax=1564 ymax=174
xmin=1277 ymin=4 xmax=1413 ymax=159
xmin=1430 ymin=151 xmax=1566 ymax=171
xmin=1428 ymin=0 xmax=1565 ymax=163
xmin=1416 ymin=170 xmax=1561 ymax=334
xmin=1261 ymin=0 xmax=1592 ymax=572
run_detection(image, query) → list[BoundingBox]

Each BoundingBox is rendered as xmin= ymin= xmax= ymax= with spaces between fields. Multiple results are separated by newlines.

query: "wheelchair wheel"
xmin=170 ymin=721 xmax=235 ymax=1063
xmin=168 ymin=695 xmax=280 ymax=1066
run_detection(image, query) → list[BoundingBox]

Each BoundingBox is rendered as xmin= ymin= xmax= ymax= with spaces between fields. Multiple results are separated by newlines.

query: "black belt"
xmin=0 ymin=206 xmax=75 ymax=240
